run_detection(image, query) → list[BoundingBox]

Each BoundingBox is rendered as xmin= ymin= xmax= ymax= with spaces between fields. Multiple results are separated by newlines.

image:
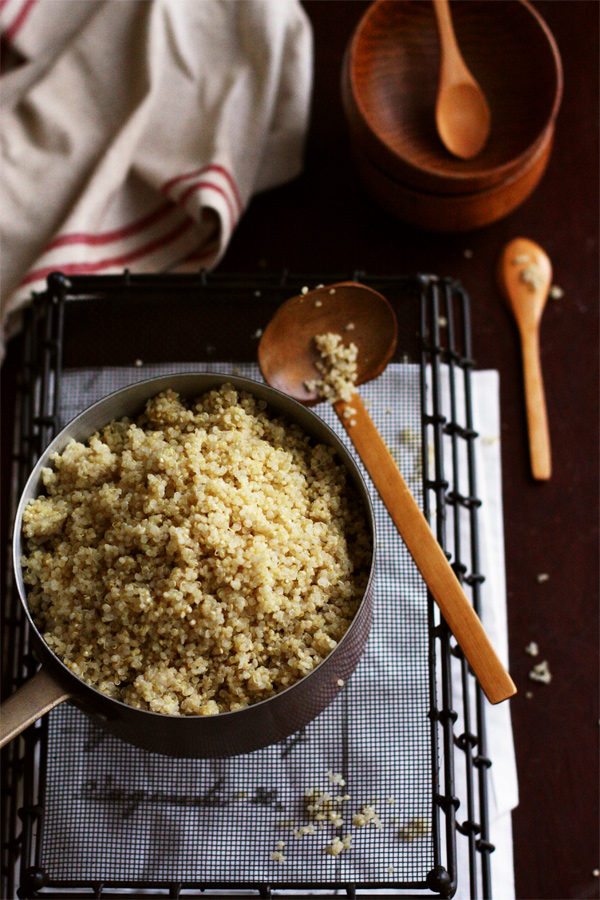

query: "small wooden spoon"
xmin=433 ymin=0 xmax=491 ymax=160
xmin=258 ymin=282 xmax=516 ymax=705
xmin=497 ymin=238 xmax=552 ymax=480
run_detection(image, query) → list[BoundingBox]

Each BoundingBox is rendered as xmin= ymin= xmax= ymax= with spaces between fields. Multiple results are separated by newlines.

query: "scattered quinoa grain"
xmin=352 ymin=804 xmax=382 ymax=829
xmin=305 ymin=788 xmax=336 ymax=822
xmin=518 ymin=264 xmax=545 ymax=291
xmin=537 ymin=572 xmax=550 ymax=583
xmin=525 ymin=642 xmax=539 ymax=657
xmin=549 ymin=284 xmax=564 ymax=299
xmin=292 ymin=824 xmax=315 ymax=839
xmin=327 ymin=771 xmax=346 ymax=786
xmin=529 ymin=660 xmax=552 ymax=684
xmin=324 ymin=835 xmax=352 ymax=856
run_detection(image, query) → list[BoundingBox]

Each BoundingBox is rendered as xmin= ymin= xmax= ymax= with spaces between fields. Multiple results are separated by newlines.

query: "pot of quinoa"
xmin=3 ymin=373 xmax=375 ymax=758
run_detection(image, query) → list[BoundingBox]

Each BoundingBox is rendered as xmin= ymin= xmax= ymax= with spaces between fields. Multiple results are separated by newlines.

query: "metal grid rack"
xmin=1 ymin=271 xmax=494 ymax=899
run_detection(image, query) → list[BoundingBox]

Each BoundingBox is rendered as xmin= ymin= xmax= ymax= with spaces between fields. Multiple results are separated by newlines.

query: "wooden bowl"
xmin=342 ymin=0 xmax=563 ymax=196
xmin=351 ymin=121 xmax=554 ymax=232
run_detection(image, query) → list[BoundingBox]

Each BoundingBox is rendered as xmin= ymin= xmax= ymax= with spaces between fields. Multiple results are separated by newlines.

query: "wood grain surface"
xmin=1 ymin=2 xmax=598 ymax=898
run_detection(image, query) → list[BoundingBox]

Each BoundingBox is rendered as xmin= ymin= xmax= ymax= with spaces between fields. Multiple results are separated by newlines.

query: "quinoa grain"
xmin=304 ymin=333 xmax=358 ymax=405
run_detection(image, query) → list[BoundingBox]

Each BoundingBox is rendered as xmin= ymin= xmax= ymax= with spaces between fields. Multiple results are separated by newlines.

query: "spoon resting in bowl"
xmin=433 ymin=0 xmax=491 ymax=159
xmin=258 ymin=282 xmax=516 ymax=704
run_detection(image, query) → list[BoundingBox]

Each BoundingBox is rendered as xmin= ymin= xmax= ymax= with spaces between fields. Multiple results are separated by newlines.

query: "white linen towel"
xmin=0 ymin=0 xmax=313 ymax=350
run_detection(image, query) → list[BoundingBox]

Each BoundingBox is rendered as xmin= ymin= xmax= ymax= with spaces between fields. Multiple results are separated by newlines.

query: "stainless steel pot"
xmin=0 ymin=373 xmax=376 ymax=758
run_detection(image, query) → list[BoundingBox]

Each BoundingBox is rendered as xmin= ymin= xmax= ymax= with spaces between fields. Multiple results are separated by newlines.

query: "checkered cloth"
xmin=39 ymin=362 xmax=517 ymax=896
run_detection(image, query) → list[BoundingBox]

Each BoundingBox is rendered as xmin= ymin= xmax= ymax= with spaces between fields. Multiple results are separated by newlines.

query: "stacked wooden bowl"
xmin=342 ymin=0 xmax=563 ymax=232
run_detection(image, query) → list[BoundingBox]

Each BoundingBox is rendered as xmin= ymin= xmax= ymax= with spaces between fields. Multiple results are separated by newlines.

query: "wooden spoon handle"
xmin=433 ymin=0 xmax=463 ymax=79
xmin=335 ymin=394 xmax=516 ymax=705
xmin=520 ymin=326 xmax=552 ymax=480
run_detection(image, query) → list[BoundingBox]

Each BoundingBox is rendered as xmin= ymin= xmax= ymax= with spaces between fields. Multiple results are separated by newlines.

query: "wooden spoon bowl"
xmin=342 ymin=0 xmax=563 ymax=196
xmin=258 ymin=282 xmax=397 ymax=405
xmin=433 ymin=0 xmax=491 ymax=160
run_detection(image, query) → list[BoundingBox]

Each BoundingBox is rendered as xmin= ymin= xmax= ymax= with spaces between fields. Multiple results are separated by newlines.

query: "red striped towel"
xmin=0 ymin=0 xmax=313 ymax=353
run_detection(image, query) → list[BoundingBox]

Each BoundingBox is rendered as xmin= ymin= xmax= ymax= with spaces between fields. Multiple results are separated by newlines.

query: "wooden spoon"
xmin=497 ymin=238 xmax=552 ymax=480
xmin=433 ymin=0 xmax=491 ymax=160
xmin=258 ymin=282 xmax=516 ymax=705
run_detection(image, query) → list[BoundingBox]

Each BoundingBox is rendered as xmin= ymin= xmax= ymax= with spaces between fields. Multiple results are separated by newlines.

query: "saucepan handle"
xmin=0 ymin=667 xmax=71 ymax=748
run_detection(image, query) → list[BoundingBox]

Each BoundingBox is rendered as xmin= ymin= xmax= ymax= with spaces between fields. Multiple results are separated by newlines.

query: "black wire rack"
xmin=1 ymin=270 xmax=494 ymax=899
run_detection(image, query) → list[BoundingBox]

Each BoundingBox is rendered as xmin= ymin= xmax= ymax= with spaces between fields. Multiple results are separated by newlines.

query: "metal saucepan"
xmin=0 ymin=373 xmax=376 ymax=758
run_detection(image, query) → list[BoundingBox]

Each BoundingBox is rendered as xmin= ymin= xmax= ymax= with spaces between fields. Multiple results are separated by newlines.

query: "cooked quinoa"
xmin=324 ymin=835 xmax=353 ymax=856
xmin=305 ymin=333 xmax=359 ymax=404
xmin=21 ymin=385 xmax=371 ymax=716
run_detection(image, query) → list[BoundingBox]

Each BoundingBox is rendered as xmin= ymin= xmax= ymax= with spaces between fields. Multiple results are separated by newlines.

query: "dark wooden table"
xmin=1 ymin=2 xmax=597 ymax=898
xmin=222 ymin=4 xmax=600 ymax=897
